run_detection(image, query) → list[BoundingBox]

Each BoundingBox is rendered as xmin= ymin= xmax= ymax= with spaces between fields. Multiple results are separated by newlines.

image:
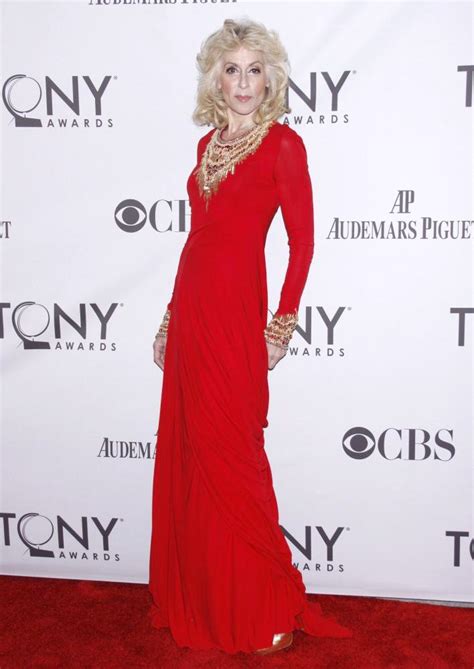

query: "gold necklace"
xmin=196 ymin=119 xmax=275 ymax=208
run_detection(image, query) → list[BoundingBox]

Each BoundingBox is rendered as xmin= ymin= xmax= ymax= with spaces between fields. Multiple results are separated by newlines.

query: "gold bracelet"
xmin=263 ymin=311 xmax=298 ymax=351
xmin=155 ymin=309 xmax=171 ymax=339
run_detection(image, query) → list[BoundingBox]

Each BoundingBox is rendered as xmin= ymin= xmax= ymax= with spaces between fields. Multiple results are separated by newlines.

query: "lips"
xmin=236 ymin=95 xmax=252 ymax=102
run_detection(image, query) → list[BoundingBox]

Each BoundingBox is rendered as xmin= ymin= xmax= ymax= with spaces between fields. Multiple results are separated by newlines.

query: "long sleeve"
xmin=157 ymin=239 xmax=191 ymax=337
xmin=264 ymin=128 xmax=314 ymax=350
xmin=161 ymin=245 xmax=187 ymax=330
xmin=273 ymin=128 xmax=315 ymax=316
xmin=161 ymin=134 xmax=208 ymax=317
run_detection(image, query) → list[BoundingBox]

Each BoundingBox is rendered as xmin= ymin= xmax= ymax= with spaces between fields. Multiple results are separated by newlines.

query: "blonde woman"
xmin=149 ymin=17 xmax=353 ymax=656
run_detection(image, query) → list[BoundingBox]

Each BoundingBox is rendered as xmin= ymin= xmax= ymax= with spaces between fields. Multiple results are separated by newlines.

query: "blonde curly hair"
xmin=192 ymin=17 xmax=291 ymax=128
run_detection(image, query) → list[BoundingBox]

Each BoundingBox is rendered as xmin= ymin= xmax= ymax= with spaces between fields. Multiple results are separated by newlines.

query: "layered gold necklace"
xmin=195 ymin=119 xmax=275 ymax=209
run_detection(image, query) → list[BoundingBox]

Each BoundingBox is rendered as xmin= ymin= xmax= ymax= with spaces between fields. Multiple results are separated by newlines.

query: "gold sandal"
xmin=254 ymin=631 xmax=293 ymax=655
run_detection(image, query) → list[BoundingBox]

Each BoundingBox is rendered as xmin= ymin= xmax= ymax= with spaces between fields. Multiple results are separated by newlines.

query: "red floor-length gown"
xmin=148 ymin=120 xmax=353 ymax=654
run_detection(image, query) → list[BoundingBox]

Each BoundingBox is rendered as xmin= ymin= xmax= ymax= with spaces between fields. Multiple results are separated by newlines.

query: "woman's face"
xmin=217 ymin=46 xmax=268 ymax=120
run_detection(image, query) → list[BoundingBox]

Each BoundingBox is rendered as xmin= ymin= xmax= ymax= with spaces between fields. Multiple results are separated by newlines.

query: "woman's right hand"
xmin=266 ymin=341 xmax=287 ymax=370
xmin=153 ymin=335 xmax=167 ymax=370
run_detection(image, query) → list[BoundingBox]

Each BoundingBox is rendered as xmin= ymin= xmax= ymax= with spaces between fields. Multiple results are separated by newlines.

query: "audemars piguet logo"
xmin=2 ymin=74 xmax=114 ymax=128
xmin=88 ymin=0 xmax=237 ymax=6
xmin=328 ymin=190 xmax=474 ymax=240
xmin=98 ymin=437 xmax=156 ymax=459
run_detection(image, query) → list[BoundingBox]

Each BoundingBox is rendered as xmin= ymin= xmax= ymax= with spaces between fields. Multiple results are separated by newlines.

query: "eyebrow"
xmin=224 ymin=61 xmax=263 ymax=67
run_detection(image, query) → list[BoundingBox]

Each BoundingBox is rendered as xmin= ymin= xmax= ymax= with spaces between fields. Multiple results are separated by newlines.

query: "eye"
xmin=224 ymin=66 xmax=262 ymax=75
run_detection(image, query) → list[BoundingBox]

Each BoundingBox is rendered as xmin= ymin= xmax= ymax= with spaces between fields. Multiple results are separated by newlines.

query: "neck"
xmin=222 ymin=114 xmax=256 ymax=139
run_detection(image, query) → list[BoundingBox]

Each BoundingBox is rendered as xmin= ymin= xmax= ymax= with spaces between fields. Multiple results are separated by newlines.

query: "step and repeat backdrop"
xmin=1 ymin=1 xmax=472 ymax=603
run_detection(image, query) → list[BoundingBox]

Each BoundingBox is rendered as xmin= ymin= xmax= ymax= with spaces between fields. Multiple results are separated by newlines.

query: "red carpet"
xmin=0 ymin=575 xmax=472 ymax=668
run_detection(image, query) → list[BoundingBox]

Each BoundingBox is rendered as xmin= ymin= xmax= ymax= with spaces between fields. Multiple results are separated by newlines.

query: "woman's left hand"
xmin=266 ymin=341 xmax=287 ymax=370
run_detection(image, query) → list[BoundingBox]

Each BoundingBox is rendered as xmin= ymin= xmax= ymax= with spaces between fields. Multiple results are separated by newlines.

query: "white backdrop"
xmin=1 ymin=0 xmax=473 ymax=603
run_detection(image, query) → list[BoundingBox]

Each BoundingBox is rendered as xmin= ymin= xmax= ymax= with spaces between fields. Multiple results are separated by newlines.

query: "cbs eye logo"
xmin=342 ymin=426 xmax=455 ymax=461
xmin=114 ymin=199 xmax=189 ymax=233
xmin=115 ymin=199 xmax=147 ymax=233
xmin=343 ymin=427 xmax=376 ymax=459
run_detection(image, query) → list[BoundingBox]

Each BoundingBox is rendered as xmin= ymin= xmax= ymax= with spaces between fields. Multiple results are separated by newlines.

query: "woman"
xmin=149 ymin=18 xmax=353 ymax=656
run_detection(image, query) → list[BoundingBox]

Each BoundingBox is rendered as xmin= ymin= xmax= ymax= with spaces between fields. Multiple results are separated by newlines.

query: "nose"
xmin=238 ymin=71 xmax=249 ymax=89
